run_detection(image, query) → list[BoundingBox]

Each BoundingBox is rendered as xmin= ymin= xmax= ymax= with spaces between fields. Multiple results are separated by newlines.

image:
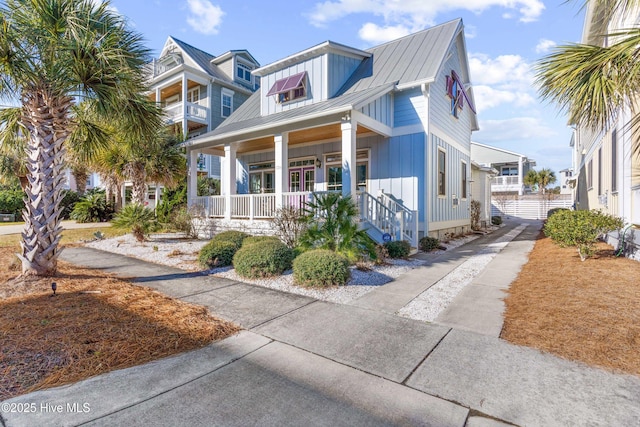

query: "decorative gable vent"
xmin=266 ymin=72 xmax=307 ymax=103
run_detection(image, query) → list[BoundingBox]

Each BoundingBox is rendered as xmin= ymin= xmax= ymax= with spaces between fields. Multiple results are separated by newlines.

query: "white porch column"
xmin=155 ymin=87 xmax=161 ymax=107
xmin=223 ymin=144 xmax=237 ymax=220
xmin=121 ymin=184 xmax=126 ymax=208
xmin=181 ymin=74 xmax=188 ymax=139
xmin=187 ymin=149 xmax=198 ymax=206
xmin=518 ymin=156 xmax=524 ymax=196
xmin=341 ymin=113 xmax=357 ymax=199
xmin=274 ymin=133 xmax=289 ymax=208
xmin=154 ymin=185 xmax=162 ymax=210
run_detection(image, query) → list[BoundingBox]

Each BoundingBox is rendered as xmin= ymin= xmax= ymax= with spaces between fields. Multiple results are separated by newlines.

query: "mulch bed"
xmin=0 ymin=248 xmax=240 ymax=400
xmin=502 ymin=233 xmax=640 ymax=376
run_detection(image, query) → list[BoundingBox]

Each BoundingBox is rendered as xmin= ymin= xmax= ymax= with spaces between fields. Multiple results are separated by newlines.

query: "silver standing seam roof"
xmin=185 ymin=19 xmax=466 ymax=149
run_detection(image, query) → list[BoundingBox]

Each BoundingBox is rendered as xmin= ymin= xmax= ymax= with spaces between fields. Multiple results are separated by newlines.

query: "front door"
xmin=289 ymin=167 xmax=315 ymax=192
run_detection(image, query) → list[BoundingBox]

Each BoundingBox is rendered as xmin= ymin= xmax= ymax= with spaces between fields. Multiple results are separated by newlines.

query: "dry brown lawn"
xmin=0 ymin=245 xmax=240 ymax=400
xmin=502 ymin=233 xmax=640 ymax=376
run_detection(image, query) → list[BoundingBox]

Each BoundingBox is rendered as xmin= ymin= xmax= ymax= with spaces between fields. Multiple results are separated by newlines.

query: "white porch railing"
xmin=192 ymin=191 xmax=418 ymax=246
xmin=359 ymin=191 xmax=419 ymax=246
xmin=491 ymin=175 xmax=522 ymax=193
xmin=164 ymin=102 xmax=209 ymax=124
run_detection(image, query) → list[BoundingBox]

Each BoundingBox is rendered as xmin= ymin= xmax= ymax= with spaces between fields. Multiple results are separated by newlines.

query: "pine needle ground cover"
xmin=0 ymin=247 xmax=240 ymax=400
xmin=502 ymin=233 xmax=640 ymax=376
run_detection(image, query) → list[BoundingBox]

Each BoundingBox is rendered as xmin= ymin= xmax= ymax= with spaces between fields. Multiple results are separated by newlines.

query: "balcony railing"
xmin=491 ymin=175 xmax=522 ymax=192
xmin=164 ymin=102 xmax=209 ymax=124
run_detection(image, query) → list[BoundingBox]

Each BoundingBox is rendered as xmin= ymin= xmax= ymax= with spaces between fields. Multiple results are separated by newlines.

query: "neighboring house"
xmin=470 ymin=142 xmax=536 ymax=195
xmin=127 ymin=36 xmax=260 ymax=208
xmin=471 ymin=162 xmax=497 ymax=226
xmin=184 ymin=19 xmax=480 ymax=244
xmin=571 ymin=3 xmax=640 ymax=258
xmin=558 ymin=168 xmax=574 ymax=196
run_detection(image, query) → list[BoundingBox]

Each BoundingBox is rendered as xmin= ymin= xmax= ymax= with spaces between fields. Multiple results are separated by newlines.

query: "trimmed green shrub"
xmin=544 ymin=209 xmax=624 ymax=261
xmin=547 ymin=207 xmax=569 ymax=219
xmin=156 ymin=182 xmax=186 ymax=224
xmin=491 ymin=216 xmax=503 ymax=225
xmin=242 ymin=235 xmax=281 ymax=246
xmin=419 ymin=236 xmax=440 ymax=252
xmin=0 ymin=189 xmax=24 ymax=218
xmin=198 ymin=240 xmax=237 ymax=268
xmin=112 ymin=204 xmax=157 ymax=242
xmin=384 ymin=240 xmax=411 ymax=259
xmin=211 ymin=230 xmax=249 ymax=249
xmin=293 ymin=249 xmax=350 ymax=287
xmin=233 ymin=239 xmax=293 ymax=278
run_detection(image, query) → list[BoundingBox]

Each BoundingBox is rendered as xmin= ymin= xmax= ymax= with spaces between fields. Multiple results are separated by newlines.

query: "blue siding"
xmin=260 ymin=55 xmax=327 ymax=116
xmin=359 ymin=93 xmax=392 ymax=126
xmin=429 ymin=41 xmax=474 ymax=152
xmin=237 ymin=133 xmax=426 ymax=222
xmin=328 ymin=53 xmax=363 ymax=97
xmin=393 ymin=87 xmax=423 ymax=127
xmin=429 ymin=134 xmax=470 ymax=223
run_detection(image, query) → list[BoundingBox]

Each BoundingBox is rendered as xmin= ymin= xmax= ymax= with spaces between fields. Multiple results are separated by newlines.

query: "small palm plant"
xmin=111 ymin=204 xmax=157 ymax=242
xmin=299 ymin=193 xmax=375 ymax=262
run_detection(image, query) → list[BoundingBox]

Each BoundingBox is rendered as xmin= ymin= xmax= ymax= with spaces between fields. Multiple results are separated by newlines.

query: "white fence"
xmin=491 ymin=198 xmax=573 ymax=220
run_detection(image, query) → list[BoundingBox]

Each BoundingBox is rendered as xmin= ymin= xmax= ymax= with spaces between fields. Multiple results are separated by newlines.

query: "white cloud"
xmin=473 ymin=85 xmax=535 ymax=113
xmin=186 ymin=0 xmax=224 ymax=35
xmin=308 ymin=0 xmax=545 ymax=37
xmin=476 ymin=117 xmax=557 ymax=141
xmin=535 ymin=38 xmax=557 ymax=54
xmin=358 ymin=23 xmax=411 ymax=44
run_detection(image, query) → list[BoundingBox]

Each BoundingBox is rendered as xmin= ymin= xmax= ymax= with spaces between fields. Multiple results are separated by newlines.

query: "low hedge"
xmin=211 ymin=230 xmax=249 ymax=249
xmin=419 ymin=236 xmax=440 ymax=252
xmin=233 ymin=239 xmax=293 ymax=278
xmin=242 ymin=235 xmax=281 ymax=247
xmin=293 ymin=249 xmax=350 ymax=287
xmin=198 ymin=240 xmax=237 ymax=268
xmin=491 ymin=216 xmax=503 ymax=225
xmin=384 ymin=240 xmax=411 ymax=259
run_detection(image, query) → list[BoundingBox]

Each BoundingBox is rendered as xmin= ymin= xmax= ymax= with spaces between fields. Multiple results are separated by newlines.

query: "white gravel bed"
xmin=208 ymin=258 xmax=423 ymax=304
xmin=86 ymin=233 xmax=207 ymax=271
xmin=397 ymin=224 xmax=527 ymax=322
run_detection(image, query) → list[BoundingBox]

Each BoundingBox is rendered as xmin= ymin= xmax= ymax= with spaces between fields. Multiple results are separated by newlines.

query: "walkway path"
xmin=2 ymin=222 xmax=639 ymax=427
xmin=0 ymin=220 xmax=111 ymax=236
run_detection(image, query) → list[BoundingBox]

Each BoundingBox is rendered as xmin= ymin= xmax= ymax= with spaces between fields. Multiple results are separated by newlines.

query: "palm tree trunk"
xmin=128 ymin=163 xmax=147 ymax=205
xmin=18 ymin=91 xmax=72 ymax=276
xmin=72 ymin=166 xmax=89 ymax=196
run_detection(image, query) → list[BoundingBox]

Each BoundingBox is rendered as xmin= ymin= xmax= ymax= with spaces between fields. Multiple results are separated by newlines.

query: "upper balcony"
xmin=164 ymin=102 xmax=209 ymax=126
xmin=491 ymin=175 xmax=523 ymax=193
xmin=149 ymin=54 xmax=184 ymax=79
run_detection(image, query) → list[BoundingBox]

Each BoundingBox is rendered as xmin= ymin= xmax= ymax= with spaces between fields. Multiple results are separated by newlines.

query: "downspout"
xmin=422 ymin=82 xmax=430 ymax=239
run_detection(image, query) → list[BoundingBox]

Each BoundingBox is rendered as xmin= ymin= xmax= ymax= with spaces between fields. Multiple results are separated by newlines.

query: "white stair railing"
xmin=358 ymin=191 xmax=419 ymax=247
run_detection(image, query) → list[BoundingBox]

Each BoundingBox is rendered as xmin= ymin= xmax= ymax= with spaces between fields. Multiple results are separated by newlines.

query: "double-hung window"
xmin=236 ymin=62 xmax=252 ymax=84
xmin=438 ymin=149 xmax=446 ymax=196
xmin=221 ymin=88 xmax=234 ymax=118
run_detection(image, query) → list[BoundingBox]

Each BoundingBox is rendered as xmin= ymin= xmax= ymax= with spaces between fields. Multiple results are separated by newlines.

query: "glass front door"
xmin=289 ymin=167 xmax=315 ymax=192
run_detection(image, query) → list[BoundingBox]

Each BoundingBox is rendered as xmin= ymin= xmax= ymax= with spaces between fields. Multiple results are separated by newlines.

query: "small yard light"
xmin=51 ymin=282 xmax=57 ymax=296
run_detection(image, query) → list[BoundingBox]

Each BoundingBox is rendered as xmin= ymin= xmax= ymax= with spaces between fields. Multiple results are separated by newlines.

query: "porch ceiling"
xmin=200 ymin=123 xmax=374 ymax=156
xmin=149 ymin=81 xmax=202 ymax=102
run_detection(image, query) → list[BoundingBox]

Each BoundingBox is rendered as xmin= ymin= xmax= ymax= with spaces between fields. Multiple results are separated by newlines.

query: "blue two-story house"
xmin=184 ymin=19 xmax=479 ymax=245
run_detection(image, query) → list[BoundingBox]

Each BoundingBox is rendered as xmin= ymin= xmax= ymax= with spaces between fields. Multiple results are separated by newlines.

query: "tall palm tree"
xmin=537 ymin=168 xmax=557 ymax=195
xmin=523 ymin=169 xmax=539 ymax=192
xmin=0 ymin=0 xmax=161 ymax=276
xmin=535 ymin=0 xmax=640 ymax=133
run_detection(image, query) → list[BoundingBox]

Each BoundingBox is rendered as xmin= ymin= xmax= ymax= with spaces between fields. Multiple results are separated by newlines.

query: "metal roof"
xmin=186 ymin=19 xmax=468 ymax=148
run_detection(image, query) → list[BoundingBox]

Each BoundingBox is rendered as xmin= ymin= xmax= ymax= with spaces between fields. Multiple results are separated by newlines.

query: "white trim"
xmin=428 ymin=218 xmax=470 ymax=230
xmin=221 ymin=88 xmax=234 ymax=118
xmin=461 ymin=159 xmax=468 ymax=200
xmin=437 ymin=147 xmax=447 ymax=197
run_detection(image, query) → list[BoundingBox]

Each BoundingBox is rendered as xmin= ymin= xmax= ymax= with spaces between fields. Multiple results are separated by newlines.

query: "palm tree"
xmin=0 ymin=0 xmax=161 ymax=276
xmin=537 ymin=168 xmax=557 ymax=195
xmin=523 ymin=169 xmax=539 ymax=192
xmin=535 ymin=0 xmax=640 ymax=134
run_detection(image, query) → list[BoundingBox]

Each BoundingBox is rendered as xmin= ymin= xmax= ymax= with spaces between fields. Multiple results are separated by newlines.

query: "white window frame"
xmin=187 ymin=87 xmax=200 ymax=104
xmin=236 ymin=61 xmax=253 ymax=85
xmin=324 ymin=150 xmax=370 ymax=192
xmin=437 ymin=147 xmax=447 ymax=197
xmin=461 ymin=160 xmax=468 ymax=200
xmin=221 ymin=88 xmax=234 ymax=118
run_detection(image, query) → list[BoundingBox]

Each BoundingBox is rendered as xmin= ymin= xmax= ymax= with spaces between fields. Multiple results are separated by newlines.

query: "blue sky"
xmin=107 ymin=0 xmax=586 ymax=175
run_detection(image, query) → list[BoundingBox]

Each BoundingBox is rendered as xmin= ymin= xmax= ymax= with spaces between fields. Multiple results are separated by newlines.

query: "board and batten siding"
xmin=260 ymin=55 xmax=328 ymax=116
xmin=327 ymin=53 xmax=364 ymax=97
xmin=359 ymin=93 xmax=392 ymax=127
xmin=428 ymin=41 xmax=474 ymax=152
xmin=236 ymin=133 xmax=425 ymax=221
xmin=429 ymin=134 xmax=470 ymax=224
xmin=393 ymin=87 xmax=423 ymax=127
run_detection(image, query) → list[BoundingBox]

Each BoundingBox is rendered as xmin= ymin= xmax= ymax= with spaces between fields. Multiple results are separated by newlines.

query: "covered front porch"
xmin=185 ymin=111 xmax=419 ymax=245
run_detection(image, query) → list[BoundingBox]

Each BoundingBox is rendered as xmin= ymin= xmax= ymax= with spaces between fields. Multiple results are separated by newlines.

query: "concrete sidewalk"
xmin=2 ymin=223 xmax=640 ymax=427
xmin=0 ymin=220 xmax=112 ymax=236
